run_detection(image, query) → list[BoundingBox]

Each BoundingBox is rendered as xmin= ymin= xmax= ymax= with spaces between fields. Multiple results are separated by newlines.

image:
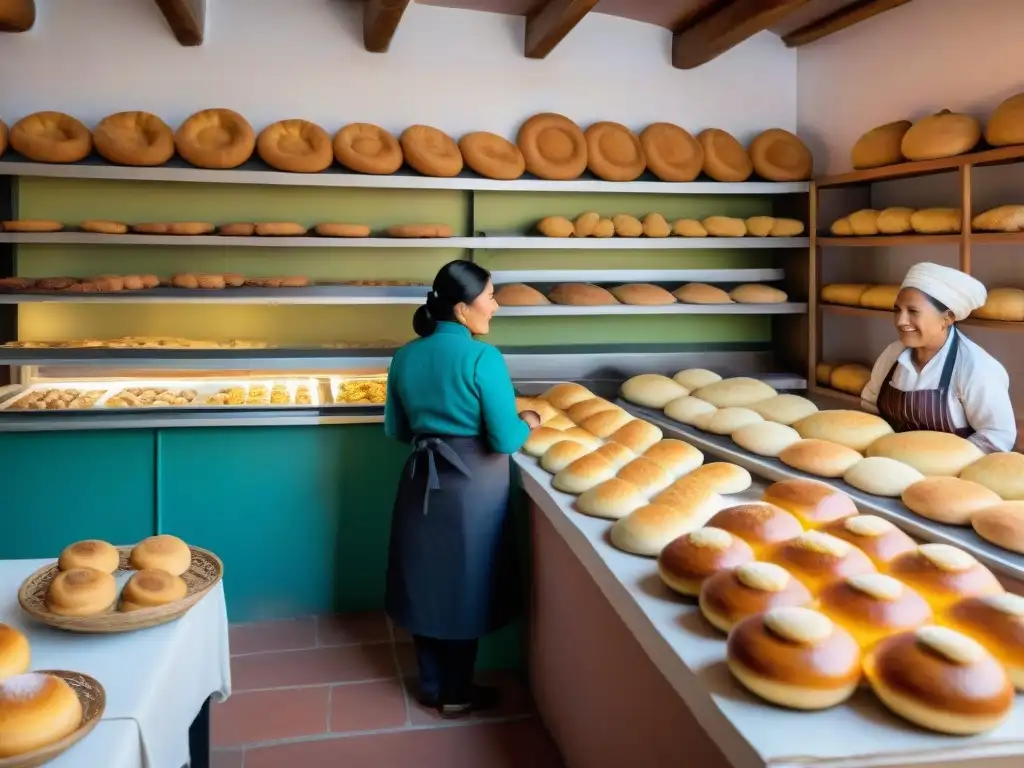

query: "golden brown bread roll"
xmin=779 ymin=439 xmax=862 ymax=478
xmin=45 ymin=568 xmax=117 ymax=617
xmin=761 ymin=478 xmax=857 ymax=530
xmin=657 ymin=527 xmax=755 ymax=596
xmin=876 ymin=207 xmax=915 ymax=234
xmin=10 ymin=111 xmax=92 ymax=164
xmin=584 ymin=122 xmax=645 ymax=182
xmin=94 ymin=111 xmax=174 ymax=167
xmin=770 ymin=218 xmax=805 ymax=237
xmin=901 ymin=110 xmax=981 ymax=161
xmin=820 ymin=283 xmax=870 ymax=306
xmin=565 ymin=397 xmax=615 ymax=423
xmin=672 ymin=283 xmax=732 ymax=304
xmin=959 ymin=451 xmax=1024 ymax=500
xmin=517 ymin=113 xmax=587 ymax=181
xmin=745 ymin=216 xmax=774 ymax=237
xmin=985 ymin=92 xmax=1024 ymax=147
xmin=748 ymin=128 xmax=813 ymax=181
xmin=830 ymin=217 xmax=853 ymax=236
xmin=702 ymin=216 xmax=746 ymax=237
xmin=521 ymin=426 xmax=575 ymax=457
xmin=699 ymin=562 xmax=813 ymax=633
xmin=888 ymin=544 xmax=1003 ymax=610
xmin=578 ymin=409 xmax=636 ymax=440
xmin=1 ymin=218 xmax=63 ymax=233
xmin=494 ymin=283 xmax=549 ymax=306
xmin=608 ymin=419 xmax=663 ymax=455
xmin=729 ymin=284 xmax=788 ymax=304
xmin=768 ymin=530 xmax=877 ymax=595
xmin=859 ymin=284 xmax=900 ymax=310
xmin=815 ymin=362 xmax=834 ymax=386
xmin=705 ymin=502 xmax=804 ymax=555
xmin=457 ymin=131 xmax=525 ymax=180
xmin=0 ymin=119 xmax=6 ymax=159
xmin=129 ymin=534 xmax=192 ymax=576
xmin=671 ymin=218 xmax=707 ymax=237
xmin=818 ymin=574 xmax=932 ymax=649
xmin=593 ymin=217 xmax=615 ymax=237
xmin=943 ymin=593 xmax=1024 ymax=690
xmin=820 ymin=515 xmax=917 ymax=568
xmin=0 ymin=672 xmax=84 ymax=758
xmin=536 ymin=216 xmax=574 ymax=238
xmin=0 ymin=624 xmax=30 ymax=682
xmin=971 ymin=502 xmax=1024 ymax=554
xmin=332 ymin=123 xmax=403 ymax=175
xmin=57 ymin=540 xmax=119 ymax=574
xmin=539 ymin=382 xmax=592 ymax=411
xmin=971 ymin=287 xmax=1024 ymax=322
xmin=971 ymin=205 xmax=1024 ymax=232
xmin=610 ymin=283 xmax=676 ymax=305
xmin=682 ymin=461 xmax=752 ymax=495
xmin=829 ymin=363 xmax=872 ymax=396
xmin=910 ymin=207 xmax=961 ymax=234
xmin=257 ymin=119 xmax=333 ymax=173
xmin=640 ymin=122 xmax=702 ymax=182
xmin=610 ymin=484 xmax=723 ymax=557
xmin=641 ymin=213 xmax=671 ymax=238
xmin=615 ymin=456 xmax=674 ymax=497
xmin=400 ymin=125 xmax=463 ymax=178
xmin=900 ymin=476 xmax=1002 ymax=525
xmin=575 ymin=477 xmax=647 ymax=520
xmin=552 ymin=451 xmax=615 ymax=494
xmin=848 ymin=209 xmax=880 ymax=236
xmin=727 ymin=607 xmax=861 ymax=710
xmin=547 ymin=283 xmax=618 ymax=306
xmin=572 ymin=211 xmax=599 ymax=237
xmin=120 ymin=569 xmax=188 ymax=611
xmin=175 ymin=109 xmax=255 ymax=169
xmin=851 ymin=120 xmax=911 ymax=169
xmin=641 ymin=439 xmax=704 ymax=479
xmin=612 ymin=214 xmax=642 ymax=237
xmin=539 ymin=440 xmax=591 ymax=474
xmin=697 ymin=128 xmax=752 ymax=182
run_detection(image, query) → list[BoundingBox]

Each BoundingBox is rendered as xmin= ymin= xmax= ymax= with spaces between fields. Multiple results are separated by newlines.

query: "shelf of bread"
xmin=821 ymin=205 xmax=1024 ymax=244
xmin=820 ymin=284 xmax=1024 ymax=327
xmin=491 ymin=268 xmax=786 ymax=285
xmin=524 ymin=213 xmax=806 ymax=245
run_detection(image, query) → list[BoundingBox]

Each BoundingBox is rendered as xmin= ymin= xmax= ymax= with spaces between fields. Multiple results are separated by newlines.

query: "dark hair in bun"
xmin=413 ymin=260 xmax=492 ymax=337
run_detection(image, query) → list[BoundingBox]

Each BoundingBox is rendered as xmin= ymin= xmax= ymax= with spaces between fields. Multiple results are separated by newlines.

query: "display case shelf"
xmin=815 ymin=143 xmax=1024 ymax=188
xmin=490 ymin=268 xmax=785 ymax=284
xmin=816 ymin=235 xmax=960 ymax=247
xmin=819 ymin=302 xmax=1023 ymax=332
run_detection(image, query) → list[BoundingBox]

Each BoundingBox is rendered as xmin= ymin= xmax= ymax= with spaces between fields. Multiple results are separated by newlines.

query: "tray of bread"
xmin=18 ymin=536 xmax=223 ymax=634
xmin=0 ymin=383 xmax=112 ymax=412
xmin=100 ymin=378 xmax=320 ymax=410
xmin=330 ymin=375 xmax=387 ymax=406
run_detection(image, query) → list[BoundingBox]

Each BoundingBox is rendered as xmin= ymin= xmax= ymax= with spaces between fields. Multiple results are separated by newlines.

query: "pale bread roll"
xmin=615 ymin=456 xmax=675 ymax=496
xmin=685 ymin=462 xmax=752 ymax=495
xmin=731 ymin=421 xmax=801 ymax=457
xmin=540 ymin=382 xmax=593 ymax=411
xmin=608 ymin=419 xmax=662 ymax=454
xmin=691 ymin=377 xmax=777 ymax=408
xmin=705 ymin=407 xmax=763 ymax=435
xmin=576 ymin=478 xmax=647 ymax=520
xmin=620 ymin=374 xmax=688 ymax=408
xmin=672 ymin=368 xmax=721 ymax=390
xmin=866 ymin=431 xmax=984 ymax=477
xmin=579 ymin=409 xmax=636 ymax=439
xmin=749 ymin=394 xmax=818 ymax=426
xmin=611 ymin=284 xmax=677 ymax=306
xmin=729 ymin=284 xmax=788 ymax=304
xmin=780 ymin=439 xmax=863 ymax=478
xmin=642 ymin=439 xmax=704 ymax=479
xmin=821 ymin=284 xmax=870 ymax=306
xmin=901 ymin=477 xmax=1002 ymax=525
xmin=494 ymin=283 xmax=550 ymax=306
xmin=552 ymin=451 xmax=616 ymax=494
xmin=859 ymin=285 xmax=900 ymax=311
xmin=971 ymin=503 xmax=1024 ymax=554
xmin=548 ymin=283 xmax=618 ymax=306
xmin=673 ymin=283 xmax=733 ymax=304
xmin=829 ymin=364 xmax=872 ymax=396
xmin=610 ymin=486 xmax=723 ymax=556
xmin=539 ymin=440 xmax=591 ymax=474
xmin=522 ymin=426 xmax=574 ymax=457
xmin=876 ymin=207 xmax=915 ymax=235
xmin=972 ymin=288 xmax=1024 ymax=322
xmin=843 ymin=457 xmax=924 ymax=497
xmin=959 ymin=452 xmax=1024 ymax=500
xmin=664 ymin=395 xmax=717 ymax=427
xmin=793 ymin=410 xmax=893 ymax=452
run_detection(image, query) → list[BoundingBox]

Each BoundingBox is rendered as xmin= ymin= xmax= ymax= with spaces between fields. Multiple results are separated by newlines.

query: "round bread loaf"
xmin=727 ymin=608 xmax=861 ymax=710
xmin=0 ymin=624 xmax=30 ymax=682
xmin=584 ymin=122 xmax=645 ymax=182
xmin=888 ymin=544 xmax=1003 ymax=610
xmin=851 ymin=120 xmax=911 ymax=169
xmin=540 ymin=382 xmax=593 ymax=411
xmin=610 ymin=283 xmax=676 ymax=306
xmin=573 ymin=211 xmax=600 ymax=237
xmin=539 ymin=440 xmax=591 ymax=474
xmin=971 ymin=206 xmax=1024 ymax=234
xmin=400 ymin=125 xmax=463 ymax=178
xmin=671 ymin=218 xmax=707 ymax=237
xmin=547 ymin=283 xmax=618 ymax=306
xmin=972 ymin=287 xmax=1024 ymax=322
xmin=829 ymin=363 xmax=872 ymax=396
xmin=876 ymin=207 xmax=915 ymax=235
xmin=663 ymin=395 xmax=717 ymax=427
xmin=10 ymin=111 xmax=92 ymax=164
xmin=691 ymin=377 xmax=777 ymax=408
xmin=657 ymin=527 xmax=755 ymax=596
xmin=590 ymin=441 xmax=635 ymax=471
xmin=959 ymin=452 xmax=1024 ymax=500
xmin=458 ymin=131 xmax=525 ymax=180
xmin=729 ymin=284 xmax=788 ymax=304
xmin=697 ymin=128 xmax=752 ymax=182
xmin=545 ymin=415 xmax=578 ymax=433
xmin=672 ymin=283 xmax=733 ymax=304
xmin=45 ymin=568 xmax=117 ymax=617
xmin=57 ymin=540 xmax=119 ymax=574
xmin=901 ymin=110 xmax=981 ymax=161
xmin=129 ymin=534 xmax=191 ymax=576
xmin=815 ymin=362 xmax=834 ymax=386
xmin=704 ymin=407 xmax=763 ymax=435
xmin=769 ymin=530 xmax=877 ymax=595
xmin=642 ymin=213 xmax=671 ymax=238
xmin=522 ymin=426 xmax=577 ymax=457
xmin=672 ymin=368 xmax=721 ymax=391
xmin=971 ymin=502 xmax=1024 ymax=554
xmin=900 ymin=476 xmax=1002 ymax=525
xmin=749 ymin=394 xmax=818 ymax=426
xmin=699 ymin=562 xmax=813 ymax=633
xmin=706 ymin=502 xmax=803 ymax=554
xmin=844 ymin=456 xmax=924 ymax=497
xmin=608 ymin=419 xmax=663 ymax=454
xmin=859 ymin=284 xmax=900 ymax=311
xmin=910 ymin=207 xmax=961 ymax=234
xmin=575 ymin=478 xmax=646 ymax=520
xmin=332 ymin=123 xmax=403 ymax=175
xmin=615 ymin=456 xmax=674 ymax=497
xmin=745 ymin=216 xmax=774 ymax=237
xmin=610 ymin=485 xmax=723 ymax=557
xmin=830 ymin=217 xmax=853 ymax=235
xmin=731 ymin=421 xmax=801 ymax=457
xmin=684 ymin=462 xmax=752 ymax=495
xmin=821 ymin=283 xmax=870 ymax=306
xmin=517 ymin=113 xmax=587 ymax=180
xmin=120 ymin=568 xmax=188 ymax=611
xmin=0 ymin=672 xmax=84 ymax=758
xmin=864 ymin=627 xmax=1013 ymax=735
xmin=770 ymin=218 xmax=805 ymax=237
xmin=866 ymin=431 xmax=984 ymax=477
xmin=641 ymin=439 xmax=704 ymax=479
xmin=761 ymin=478 xmax=857 ymax=529
xmin=985 ymin=92 xmax=1024 ymax=147
xmin=702 ymin=216 xmax=746 ymax=237
xmin=612 ymin=214 xmax=642 ymax=237
xmin=494 ymin=283 xmax=549 ymax=306
xmin=820 ymin=515 xmax=917 ymax=568
xmin=93 ymin=111 xmax=174 ymax=167
xmin=536 ymin=215 xmax=574 ymax=238
xmin=779 ymin=439 xmax=862 ymax=478
xmin=748 ymin=128 xmax=813 ymax=181
xmin=943 ymin=593 xmax=1024 ymax=690
xmin=640 ymin=122 xmax=702 ymax=182
xmin=792 ymin=410 xmax=893 ymax=452
xmin=579 ymin=409 xmax=635 ymax=439
xmin=175 ymin=109 xmax=255 ymax=169
xmin=257 ymin=119 xmax=332 ymax=173
xmin=553 ymin=451 xmax=616 ymax=494
xmin=593 ymin=218 xmax=615 ymax=237
xmin=818 ymin=574 xmax=932 ymax=649
xmin=848 ymin=209 xmax=880 ymax=236
xmin=82 ymin=220 xmax=129 ymax=235
xmin=566 ymin=397 xmax=616 ymax=423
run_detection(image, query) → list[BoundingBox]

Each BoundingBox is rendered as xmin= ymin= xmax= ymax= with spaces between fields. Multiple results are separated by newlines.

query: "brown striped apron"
xmin=876 ymin=330 xmax=997 ymax=453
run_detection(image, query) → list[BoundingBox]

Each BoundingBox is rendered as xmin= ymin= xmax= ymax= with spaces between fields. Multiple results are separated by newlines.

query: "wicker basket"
xmin=0 ymin=670 xmax=106 ymax=768
xmin=18 ymin=546 xmax=223 ymax=634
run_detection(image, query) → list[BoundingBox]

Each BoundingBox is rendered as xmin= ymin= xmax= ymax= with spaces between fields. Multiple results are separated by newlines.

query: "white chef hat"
xmin=900 ymin=262 xmax=987 ymax=321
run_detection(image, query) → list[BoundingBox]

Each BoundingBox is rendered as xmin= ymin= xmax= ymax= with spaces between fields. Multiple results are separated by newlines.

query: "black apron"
xmin=385 ymin=435 xmax=520 ymax=640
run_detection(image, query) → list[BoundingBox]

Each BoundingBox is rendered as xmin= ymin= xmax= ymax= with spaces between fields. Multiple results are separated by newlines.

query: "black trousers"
xmin=413 ymin=634 xmax=479 ymax=704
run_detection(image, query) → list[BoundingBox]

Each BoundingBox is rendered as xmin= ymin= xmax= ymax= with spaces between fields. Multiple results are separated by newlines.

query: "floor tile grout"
xmin=231 ymin=638 xmax=400 ymax=658
xmin=325 ymin=683 xmax=333 ymax=735
xmin=231 ymin=676 xmax=399 ymax=694
xmin=389 ymin=636 xmax=413 ymax=727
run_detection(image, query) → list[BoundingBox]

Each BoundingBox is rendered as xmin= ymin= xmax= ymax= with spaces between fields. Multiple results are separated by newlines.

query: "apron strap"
xmin=409 ymin=437 xmax=473 ymax=515
xmin=937 ymin=328 xmax=960 ymax=393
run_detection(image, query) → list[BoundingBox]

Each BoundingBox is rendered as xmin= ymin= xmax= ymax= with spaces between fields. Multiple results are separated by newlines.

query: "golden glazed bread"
xmin=731 ymin=421 xmax=802 ymax=458
xmin=691 ymin=377 xmax=776 ymax=408
xmin=901 ymin=110 xmax=981 ymax=161
xmin=619 ymin=374 xmax=688 ymax=409
xmin=761 ymin=478 xmax=857 ymax=530
xmin=494 ymin=283 xmax=549 ymax=306
xmin=729 ymin=284 xmax=788 ymax=304
xmin=578 ymin=410 xmax=636 ymax=439
xmin=175 ymin=109 xmax=255 ymax=169
xmin=610 ymin=485 xmax=723 ymax=557
xmin=702 ymin=216 xmax=746 ymax=238
xmin=820 ymin=283 xmax=870 ymax=306
xmin=699 ymin=562 xmax=813 ymax=633
xmin=565 ymin=397 xmax=616 ymax=423
xmin=830 ymin=217 xmax=853 ymax=236
xmin=547 ymin=283 xmax=618 ymax=306
xmin=683 ymin=462 xmax=752 ymax=495
xmin=257 ymin=119 xmax=333 ymax=173
xmin=888 ymin=544 xmax=1003 ymax=610
xmin=593 ymin=217 xmax=615 ymax=237
xmin=673 ymin=283 xmax=733 ymax=304
xmin=45 ymin=568 xmax=117 ymax=617
xmin=943 ymin=594 xmax=1024 ymax=690
xmin=458 ymin=131 xmax=525 ymax=180
xmin=0 ymin=673 xmax=84 ymax=758
xmin=614 ymin=456 xmax=675 ymax=497
xmin=93 ymin=111 xmax=174 ymax=166
xmin=0 ymin=624 xmax=30 ymax=682
xmin=584 ymin=122 xmax=645 ymax=182
xmin=575 ymin=477 xmax=647 ymax=520
xmin=57 ymin=540 xmax=119 ymax=574
xmin=985 ymin=92 xmax=1024 ymax=147
xmin=332 ymin=123 xmax=403 ymax=175
xmin=536 ymin=216 xmax=574 ymax=237
xmin=910 ymin=207 xmax=961 ymax=234
xmin=641 ymin=439 xmax=704 ymax=479
xmin=539 ymin=440 xmax=591 ymax=474
xmin=129 ymin=534 xmax=192 ymax=576
xmin=959 ymin=451 xmax=1024 ymax=500
xmin=780 ymin=439 xmax=863 ymax=478
xmin=815 ymin=362 xmax=834 ymax=386
xmin=400 ymin=125 xmax=463 ymax=178
xmin=706 ymin=502 xmax=803 ymax=554
xmin=657 ymin=527 xmax=755 ymax=596
xmin=972 ymin=205 xmax=1024 ymax=233
xmin=843 ymin=456 xmax=924 ymax=498
xmin=10 ymin=111 xmax=92 ymax=164
xmin=745 ymin=216 xmax=774 ymax=237
xmin=642 ymin=213 xmax=671 ymax=238
xmin=553 ymin=451 xmax=616 ymax=494
xmin=608 ymin=419 xmax=663 ymax=454
xmin=572 ymin=211 xmax=600 ymax=237
xmin=972 ymin=287 xmax=1024 ymax=322
xmin=120 ymin=569 xmax=188 ymax=611
xmin=517 ymin=113 xmax=587 ymax=181
xmin=818 ymin=574 xmax=932 ymax=649
xmin=829 ymin=363 xmax=872 ymax=396
xmin=671 ymin=218 xmax=707 ymax=237
xmin=612 ymin=214 xmax=643 ymax=237
xmin=610 ymin=283 xmax=676 ymax=306
xmin=672 ymin=368 xmax=721 ymax=391
xmin=768 ymin=530 xmax=877 ymax=595
xmin=876 ymin=207 xmax=915 ymax=234
xmin=859 ymin=284 xmax=900 ymax=311
xmin=849 ymin=209 xmax=882 ymax=236
xmin=971 ymin=502 xmax=1024 ymax=554
xmin=792 ymin=409 xmax=893 ymax=452
xmin=820 ymin=515 xmax=917 ymax=568
xmin=540 ymin=382 xmax=593 ymax=411
xmin=901 ymin=476 xmax=1002 ymax=525
xmin=639 ymin=122 xmax=702 ymax=182
xmin=748 ymin=128 xmax=813 ymax=181
xmin=866 ymin=431 xmax=984 ymax=477
xmin=697 ymin=128 xmax=752 ymax=182
xmin=851 ymin=120 xmax=911 ymax=169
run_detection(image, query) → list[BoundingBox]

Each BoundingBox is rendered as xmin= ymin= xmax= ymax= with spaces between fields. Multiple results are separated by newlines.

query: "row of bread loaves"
xmin=536 ymin=213 xmax=803 ymax=238
xmin=830 ymin=208 xmax=961 ymax=236
xmin=822 ymin=281 xmax=1024 ymax=322
xmin=494 ymin=282 xmax=789 ymax=307
xmin=815 ymin=361 xmax=872 ymax=396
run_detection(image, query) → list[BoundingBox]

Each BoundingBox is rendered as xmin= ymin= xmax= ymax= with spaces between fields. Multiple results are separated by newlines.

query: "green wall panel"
xmin=475 ymin=248 xmax=768 ymax=272
xmin=487 ymin=314 xmax=770 ymax=346
xmin=0 ymin=430 xmax=156 ymax=559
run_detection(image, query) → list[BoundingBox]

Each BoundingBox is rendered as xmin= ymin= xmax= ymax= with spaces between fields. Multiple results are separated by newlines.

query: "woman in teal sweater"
xmin=384 ymin=260 xmax=539 ymax=719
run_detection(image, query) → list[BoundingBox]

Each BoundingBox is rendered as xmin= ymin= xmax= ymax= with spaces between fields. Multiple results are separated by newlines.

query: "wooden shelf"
xmin=808 ymin=384 xmax=862 ymax=405
xmin=817 ymin=235 xmax=959 ymax=247
xmin=819 ymin=302 xmax=1024 ymax=332
xmin=816 ymin=144 xmax=1024 ymax=188
xmin=971 ymin=232 xmax=1024 ymax=245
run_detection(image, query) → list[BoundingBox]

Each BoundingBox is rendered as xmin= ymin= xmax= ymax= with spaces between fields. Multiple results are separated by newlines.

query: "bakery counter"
xmin=516 ymin=453 xmax=1024 ymax=768
xmin=0 ymin=407 xmax=384 ymax=432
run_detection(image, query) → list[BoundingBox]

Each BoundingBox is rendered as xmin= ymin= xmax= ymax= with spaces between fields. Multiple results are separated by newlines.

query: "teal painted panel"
xmin=0 ymin=431 xmax=156 ymax=559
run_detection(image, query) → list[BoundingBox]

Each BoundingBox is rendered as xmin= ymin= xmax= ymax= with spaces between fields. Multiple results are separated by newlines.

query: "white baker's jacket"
xmin=860 ymin=331 xmax=1017 ymax=453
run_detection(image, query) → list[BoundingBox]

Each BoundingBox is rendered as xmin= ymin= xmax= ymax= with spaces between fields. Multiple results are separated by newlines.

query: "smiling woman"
xmin=860 ymin=262 xmax=1016 ymax=453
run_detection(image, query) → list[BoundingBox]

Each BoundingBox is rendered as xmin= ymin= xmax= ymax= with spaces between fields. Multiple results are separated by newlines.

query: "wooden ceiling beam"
xmin=364 ymin=0 xmax=412 ymax=53
xmin=0 ymin=0 xmax=35 ymax=33
xmin=783 ymin=0 xmax=914 ymax=48
xmin=152 ymin=0 xmax=205 ymax=46
xmin=525 ymin=0 xmax=599 ymax=60
xmin=672 ymin=0 xmax=812 ymax=69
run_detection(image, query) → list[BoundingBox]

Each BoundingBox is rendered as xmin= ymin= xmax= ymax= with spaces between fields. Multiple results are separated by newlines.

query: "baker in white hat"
xmin=860 ymin=262 xmax=1015 ymax=453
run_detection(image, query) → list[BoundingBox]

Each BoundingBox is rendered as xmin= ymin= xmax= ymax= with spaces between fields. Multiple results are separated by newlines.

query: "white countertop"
xmin=513 ymin=454 xmax=1024 ymax=768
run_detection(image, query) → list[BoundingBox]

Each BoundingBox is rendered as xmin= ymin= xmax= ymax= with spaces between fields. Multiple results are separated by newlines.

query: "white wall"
xmin=0 ymin=0 xmax=796 ymax=139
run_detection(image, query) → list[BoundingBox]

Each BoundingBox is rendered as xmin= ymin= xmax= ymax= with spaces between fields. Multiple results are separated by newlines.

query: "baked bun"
xmin=769 ymin=530 xmax=877 ymax=594
xmin=641 ymin=439 xmax=704 ymax=479
xmin=749 ymin=394 xmax=817 ymax=426
xmin=843 ymin=456 xmax=923 ymax=497
xmin=706 ymin=502 xmax=803 ymax=554
xmin=731 ymin=421 xmax=801 ymax=458
xmin=673 ymin=283 xmax=733 ymax=304
xmin=901 ymin=476 xmax=1002 ymax=525
xmin=547 ymin=283 xmax=618 ymax=306
xmin=591 ymin=442 xmax=638 ymax=471
xmin=517 ymin=113 xmax=587 ymax=181
xmin=748 ymin=128 xmax=813 ymax=181
xmin=657 ymin=527 xmax=755 ymax=596
xmin=400 ymin=125 xmax=462 ymax=178
xmin=888 ymin=544 xmax=1003 ymax=610
xmin=821 ymin=514 xmax=916 ymax=567
xmin=522 ymin=426 xmax=577 ymax=457
xmin=851 ymin=120 xmax=911 ymax=169
xmin=829 ymin=364 xmax=872 ymax=396
xmin=792 ymin=410 xmax=893 ymax=452
xmin=972 ymin=286 xmax=1024 ymax=321
xmin=494 ymin=283 xmax=549 ymax=306
xmin=779 ymin=439 xmax=862 ymax=478
xmin=175 ymin=109 xmax=255 ymax=169
xmin=0 ymin=624 xmax=30 ymax=681
xmin=615 ymin=456 xmax=674 ymax=496
xmin=911 ymin=207 xmax=962 ymax=235
xmin=608 ymin=419 xmax=662 ymax=454
xmin=876 ymin=208 xmax=915 ymax=235
xmin=684 ymin=462 xmax=752 ymax=495
xmin=120 ymin=568 xmax=189 ymax=611
xmin=818 ymin=574 xmax=932 ymax=649
xmin=129 ymin=534 xmax=192 ymax=576
xmin=57 ymin=540 xmax=119 ymax=574
xmin=0 ymin=672 xmax=84 ymax=758
xmin=959 ymin=452 xmax=1024 ymax=500
xmin=821 ymin=283 xmax=870 ymax=305
xmin=864 ymin=626 xmax=1013 ymax=734
xmin=458 ymin=131 xmax=525 ymax=180
xmin=971 ymin=501 xmax=1024 ymax=554
xmin=575 ymin=478 xmax=646 ymax=520
xmin=584 ymin=121 xmax=645 ymax=182
xmin=643 ymin=211 xmax=672 ymax=236
xmin=553 ymin=451 xmax=616 ymax=494
xmin=539 ymin=440 xmax=591 ymax=474
xmin=257 ymin=119 xmax=333 ymax=173
xmin=727 ymin=607 xmax=860 ymax=710
xmin=539 ymin=382 xmax=593 ymax=411
xmin=859 ymin=284 xmax=900 ymax=310
xmin=943 ymin=593 xmax=1024 ymax=690
xmin=544 ymin=415 xmax=576 ymax=431
xmin=866 ymin=431 xmax=984 ymax=477
xmin=578 ymin=409 xmax=635 ymax=439
xmin=566 ymin=397 xmax=617 ymax=423
xmin=729 ymin=284 xmax=789 ymax=304
xmin=663 ymin=395 xmax=716 ymax=427
xmin=672 ymin=368 xmax=721 ymax=391
xmin=332 ymin=123 xmax=403 ymax=175
xmin=697 ymin=128 xmax=752 ymax=182
xmin=761 ymin=479 xmax=857 ymax=529
xmin=93 ymin=111 xmax=174 ymax=166
xmin=704 ymin=407 xmax=763 ymax=435
xmin=611 ymin=283 xmax=676 ymax=306
xmin=699 ymin=562 xmax=812 ymax=633
xmin=985 ymin=92 xmax=1024 ymax=147
xmin=702 ymin=216 xmax=746 ymax=237
xmin=45 ymin=568 xmax=117 ymax=617
xmin=562 ymin=427 xmax=603 ymax=450
xmin=10 ymin=111 xmax=92 ymax=164
xmin=691 ymin=377 xmax=776 ymax=408
xmin=610 ymin=485 xmax=723 ymax=557
xmin=640 ymin=122 xmax=702 ymax=182
xmin=901 ymin=110 xmax=981 ymax=161
xmin=620 ymin=374 xmax=687 ymax=408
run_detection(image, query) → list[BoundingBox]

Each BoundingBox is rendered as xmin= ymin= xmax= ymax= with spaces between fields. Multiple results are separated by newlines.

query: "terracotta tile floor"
xmin=213 ymin=612 xmax=566 ymax=767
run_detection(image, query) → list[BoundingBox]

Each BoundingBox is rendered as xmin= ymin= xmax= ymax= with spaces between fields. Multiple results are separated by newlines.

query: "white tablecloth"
xmin=50 ymin=720 xmax=143 ymax=768
xmin=0 ymin=559 xmax=232 ymax=768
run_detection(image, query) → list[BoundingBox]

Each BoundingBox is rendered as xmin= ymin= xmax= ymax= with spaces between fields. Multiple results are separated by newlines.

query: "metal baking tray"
xmin=620 ymin=401 xmax=1024 ymax=581
xmin=329 ymin=375 xmax=388 ymax=407
xmin=99 ymin=378 xmax=322 ymax=411
xmin=0 ymin=382 xmax=113 ymax=411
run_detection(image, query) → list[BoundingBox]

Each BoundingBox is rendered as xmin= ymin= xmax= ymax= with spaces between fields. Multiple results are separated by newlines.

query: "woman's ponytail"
xmin=412 ymin=292 xmax=439 ymax=337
